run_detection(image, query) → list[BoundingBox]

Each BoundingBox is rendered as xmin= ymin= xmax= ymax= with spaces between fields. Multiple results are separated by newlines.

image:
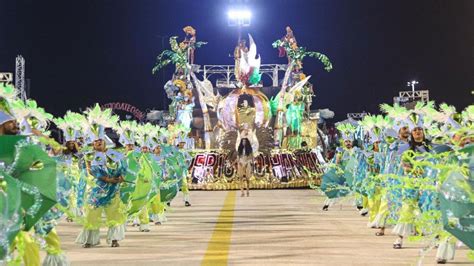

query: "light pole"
xmin=407 ymin=80 xmax=419 ymax=93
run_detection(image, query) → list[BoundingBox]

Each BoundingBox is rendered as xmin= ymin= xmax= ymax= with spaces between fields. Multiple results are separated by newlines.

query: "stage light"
xmin=227 ymin=9 xmax=252 ymax=27
xmin=227 ymin=10 xmax=251 ymax=20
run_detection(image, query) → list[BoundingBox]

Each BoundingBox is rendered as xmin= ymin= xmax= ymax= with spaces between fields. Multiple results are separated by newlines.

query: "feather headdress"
xmin=359 ymin=115 xmax=385 ymax=144
xmin=10 ymin=99 xmax=53 ymax=135
xmin=83 ymin=104 xmax=119 ymax=143
xmin=115 ymin=120 xmax=138 ymax=146
xmin=379 ymin=103 xmax=410 ymax=132
xmin=335 ymin=123 xmax=356 ymax=141
xmin=136 ymin=123 xmax=158 ymax=149
xmin=461 ymin=105 xmax=474 ymax=127
xmin=54 ymin=111 xmax=84 ymax=142
xmin=438 ymin=103 xmax=461 ymax=131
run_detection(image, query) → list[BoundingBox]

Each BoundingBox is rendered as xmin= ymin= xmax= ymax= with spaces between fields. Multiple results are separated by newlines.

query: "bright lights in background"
xmin=407 ymin=80 xmax=419 ymax=93
xmin=227 ymin=9 xmax=252 ymax=27
xmin=227 ymin=10 xmax=252 ymax=19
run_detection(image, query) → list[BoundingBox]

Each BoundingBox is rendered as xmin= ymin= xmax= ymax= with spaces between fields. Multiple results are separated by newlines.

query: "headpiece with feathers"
xmin=335 ymin=123 xmax=356 ymax=141
xmin=359 ymin=115 xmax=385 ymax=144
xmin=115 ymin=120 xmax=138 ymax=146
xmin=461 ymin=105 xmax=474 ymax=127
xmin=10 ymin=99 xmax=53 ymax=135
xmin=136 ymin=123 xmax=159 ymax=149
xmin=83 ymin=104 xmax=119 ymax=143
xmin=404 ymin=102 xmax=428 ymax=131
xmin=437 ymin=103 xmax=461 ymax=131
xmin=54 ymin=111 xmax=83 ymax=142
xmin=379 ymin=103 xmax=410 ymax=132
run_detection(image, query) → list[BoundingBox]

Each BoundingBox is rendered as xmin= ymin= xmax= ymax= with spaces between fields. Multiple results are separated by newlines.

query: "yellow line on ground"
xmin=201 ymin=191 xmax=236 ymax=266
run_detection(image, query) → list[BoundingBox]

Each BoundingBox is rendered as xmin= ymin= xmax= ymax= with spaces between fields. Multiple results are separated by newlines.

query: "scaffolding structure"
xmin=393 ymin=90 xmax=430 ymax=109
xmin=396 ymin=90 xmax=429 ymax=103
xmin=15 ymin=55 xmax=27 ymax=101
xmin=199 ymin=64 xmax=287 ymax=88
xmin=347 ymin=112 xmax=369 ymax=120
xmin=0 ymin=72 xmax=13 ymax=84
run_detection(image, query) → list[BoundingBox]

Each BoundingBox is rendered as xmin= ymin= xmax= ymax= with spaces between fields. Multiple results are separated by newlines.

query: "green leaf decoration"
xmin=273 ymin=39 xmax=333 ymax=72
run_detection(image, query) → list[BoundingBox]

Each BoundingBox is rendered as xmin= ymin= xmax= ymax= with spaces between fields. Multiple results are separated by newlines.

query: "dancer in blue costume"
xmin=321 ymin=123 xmax=357 ymax=211
xmin=392 ymin=110 xmax=432 ymax=249
xmin=371 ymin=104 xmax=411 ymax=236
xmin=76 ymin=104 xmax=127 ymax=248
xmin=373 ymin=127 xmax=409 ymax=236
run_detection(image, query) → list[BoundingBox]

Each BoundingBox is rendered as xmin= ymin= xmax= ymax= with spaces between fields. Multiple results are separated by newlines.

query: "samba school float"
xmin=152 ymin=26 xmax=332 ymax=190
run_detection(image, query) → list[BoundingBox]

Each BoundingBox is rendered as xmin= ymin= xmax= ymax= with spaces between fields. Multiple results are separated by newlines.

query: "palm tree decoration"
xmin=271 ymin=36 xmax=333 ymax=146
xmin=152 ymin=36 xmax=207 ymax=75
xmin=272 ymin=39 xmax=333 ymax=72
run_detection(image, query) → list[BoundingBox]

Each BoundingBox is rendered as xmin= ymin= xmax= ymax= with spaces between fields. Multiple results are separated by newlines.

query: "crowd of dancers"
xmin=0 ymin=83 xmax=192 ymax=265
xmin=320 ymin=101 xmax=473 ymax=264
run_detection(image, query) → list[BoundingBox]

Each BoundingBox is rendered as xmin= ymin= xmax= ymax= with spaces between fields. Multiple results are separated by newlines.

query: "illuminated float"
xmin=152 ymin=26 xmax=332 ymax=190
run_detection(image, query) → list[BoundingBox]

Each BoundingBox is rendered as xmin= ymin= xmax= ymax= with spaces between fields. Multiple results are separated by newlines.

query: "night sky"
xmin=1 ymin=0 xmax=473 ymax=121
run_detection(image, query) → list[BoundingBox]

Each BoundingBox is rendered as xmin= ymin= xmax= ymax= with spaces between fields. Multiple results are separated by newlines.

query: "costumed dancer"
xmin=183 ymin=26 xmax=196 ymax=65
xmin=11 ymin=98 xmax=71 ymax=266
xmin=279 ymin=26 xmax=299 ymax=68
xmin=76 ymin=104 xmax=127 ymax=248
xmin=0 ymin=84 xmax=29 ymax=264
xmin=116 ymin=120 xmax=152 ymax=232
xmin=373 ymin=104 xmax=411 ymax=236
xmin=234 ymin=39 xmax=248 ymax=80
xmin=392 ymin=108 xmax=431 ymax=249
xmin=418 ymin=103 xmax=470 ymax=264
xmin=285 ymin=91 xmax=304 ymax=139
xmin=149 ymin=134 xmax=168 ymax=225
xmin=321 ymin=123 xmax=357 ymax=211
xmin=54 ymin=111 xmax=88 ymax=221
xmin=236 ymin=137 xmax=253 ymax=197
xmin=176 ymin=94 xmax=195 ymax=132
xmin=133 ymin=123 xmax=158 ymax=232
xmin=1 ymin=84 xmax=66 ymax=265
xmin=157 ymin=127 xmax=181 ymax=210
xmin=359 ymin=115 xmax=387 ymax=228
xmin=176 ymin=135 xmax=192 ymax=207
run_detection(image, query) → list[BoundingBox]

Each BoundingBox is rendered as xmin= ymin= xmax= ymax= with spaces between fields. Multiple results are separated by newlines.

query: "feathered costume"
xmin=75 ymin=104 xmax=127 ymax=248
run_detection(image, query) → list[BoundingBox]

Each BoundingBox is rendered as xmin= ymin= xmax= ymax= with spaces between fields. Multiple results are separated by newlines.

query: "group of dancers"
xmin=2 ymin=75 xmax=473 ymax=265
xmin=320 ymin=101 xmax=473 ymax=264
xmin=0 ymin=83 xmax=192 ymax=265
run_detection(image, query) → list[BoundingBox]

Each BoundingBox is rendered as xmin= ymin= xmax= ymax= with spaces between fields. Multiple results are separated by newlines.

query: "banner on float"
xmin=189 ymin=150 xmax=324 ymax=184
xmin=101 ymin=102 xmax=145 ymax=121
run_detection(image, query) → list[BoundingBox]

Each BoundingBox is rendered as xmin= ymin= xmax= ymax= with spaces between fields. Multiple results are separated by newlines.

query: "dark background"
xmin=1 ymin=0 xmax=472 ymax=121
